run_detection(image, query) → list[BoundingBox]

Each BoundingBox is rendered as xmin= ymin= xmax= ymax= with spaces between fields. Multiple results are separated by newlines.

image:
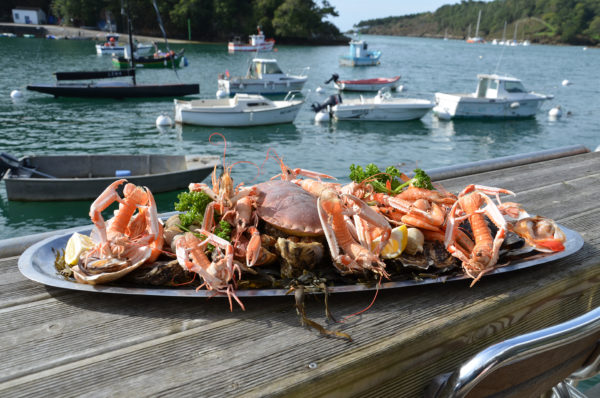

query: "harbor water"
xmin=0 ymin=35 xmax=598 ymax=239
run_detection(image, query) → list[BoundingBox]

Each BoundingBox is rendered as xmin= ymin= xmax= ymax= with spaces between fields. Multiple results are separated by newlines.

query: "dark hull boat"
xmin=26 ymin=69 xmax=198 ymax=99
xmin=0 ymin=153 xmax=219 ymax=201
xmin=112 ymin=50 xmax=186 ymax=70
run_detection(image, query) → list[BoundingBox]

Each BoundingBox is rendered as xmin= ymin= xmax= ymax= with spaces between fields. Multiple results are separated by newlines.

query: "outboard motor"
xmin=310 ymin=94 xmax=342 ymax=113
xmin=323 ymin=73 xmax=339 ymax=85
xmin=0 ymin=153 xmax=21 ymax=179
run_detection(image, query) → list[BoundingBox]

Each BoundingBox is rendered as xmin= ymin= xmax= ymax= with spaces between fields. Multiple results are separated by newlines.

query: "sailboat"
xmin=499 ymin=21 xmax=507 ymax=45
xmin=510 ymin=21 xmax=519 ymax=46
xmin=466 ymin=10 xmax=485 ymax=43
xmin=27 ymin=6 xmax=199 ymax=99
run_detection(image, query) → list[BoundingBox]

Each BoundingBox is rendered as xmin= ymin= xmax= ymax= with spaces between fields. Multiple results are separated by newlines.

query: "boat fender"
xmin=115 ymin=170 xmax=132 ymax=177
xmin=510 ymin=102 xmax=520 ymax=109
xmin=216 ymin=90 xmax=227 ymax=98
xmin=314 ymin=110 xmax=330 ymax=123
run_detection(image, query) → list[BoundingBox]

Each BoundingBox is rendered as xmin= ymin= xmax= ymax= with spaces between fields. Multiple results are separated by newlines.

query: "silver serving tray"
xmin=18 ymin=225 xmax=584 ymax=297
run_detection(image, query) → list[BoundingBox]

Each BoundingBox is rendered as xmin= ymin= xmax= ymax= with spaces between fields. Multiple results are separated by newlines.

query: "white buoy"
xmin=315 ymin=86 xmax=324 ymax=94
xmin=156 ymin=114 xmax=173 ymax=127
xmin=562 ymin=79 xmax=571 ymax=86
xmin=548 ymin=106 xmax=562 ymax=119
xmin=314 ymin=110 xmax=330 ymax=122
xmin=479 ymin=55 xmax=483 ymax=59
xmin=396 ymin=85 xmax=404 ymax=92
xmin=10 ymin=90 xmax=22 ymax=99
xmin=216 ymin=89 xmax=227 ymax=98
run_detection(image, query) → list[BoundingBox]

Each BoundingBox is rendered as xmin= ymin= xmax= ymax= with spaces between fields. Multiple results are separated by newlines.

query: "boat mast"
xmin=475 ymin=9 xmax=481 ymax=37
xmin=127 ymin=10 xmax=136 ymax=85
xmin=502 ymin=20 xmax=507 ymax=42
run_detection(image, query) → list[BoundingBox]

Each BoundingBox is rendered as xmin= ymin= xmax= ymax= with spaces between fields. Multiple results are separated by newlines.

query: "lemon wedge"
xmin=371 ymin=225 xmax=408 ymax=259
xmin=65 ymin=232 xmax=95 ymax=266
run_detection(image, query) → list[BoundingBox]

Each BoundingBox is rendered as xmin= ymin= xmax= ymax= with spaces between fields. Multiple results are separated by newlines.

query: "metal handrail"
xmin=435 ymin=306 xmax=600 ymax=397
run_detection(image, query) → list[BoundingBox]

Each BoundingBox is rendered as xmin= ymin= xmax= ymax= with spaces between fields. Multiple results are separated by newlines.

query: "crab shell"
xmin=254 ymin=180 xmax=323 ymax=237
xmin=72 ymin=246 xmax=152 ymax=285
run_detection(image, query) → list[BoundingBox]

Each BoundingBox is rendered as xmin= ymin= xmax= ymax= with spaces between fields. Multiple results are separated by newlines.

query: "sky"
xmin=325 ymin=0 xmax=464 ymax=31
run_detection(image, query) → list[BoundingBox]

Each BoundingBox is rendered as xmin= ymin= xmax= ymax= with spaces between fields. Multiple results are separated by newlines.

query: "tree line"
xmin=355 ymin=0 xmax=600 ymax=46
xmin=1 ymin=0 xmax=348 ymax=44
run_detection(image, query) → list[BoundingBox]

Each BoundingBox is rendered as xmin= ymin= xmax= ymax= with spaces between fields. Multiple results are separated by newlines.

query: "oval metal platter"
xmin=18 ymin=225 xmax=584 ymax=298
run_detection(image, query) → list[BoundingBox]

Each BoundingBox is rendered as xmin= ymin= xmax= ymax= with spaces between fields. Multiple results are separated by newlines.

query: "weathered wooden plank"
xmin=438 ymin=151 xmax=600 ymax=195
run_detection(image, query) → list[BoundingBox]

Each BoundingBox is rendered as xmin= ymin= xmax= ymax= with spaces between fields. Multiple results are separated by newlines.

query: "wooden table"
xmin=1 ymin=149 xmax=599 ymax=397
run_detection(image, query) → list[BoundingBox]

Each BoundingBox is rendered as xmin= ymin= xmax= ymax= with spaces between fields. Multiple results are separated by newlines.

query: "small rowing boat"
xmin=325 ymin=74 xmax=401 ymax=92
xmin=0 ymin=154 xmax=220 ymax=201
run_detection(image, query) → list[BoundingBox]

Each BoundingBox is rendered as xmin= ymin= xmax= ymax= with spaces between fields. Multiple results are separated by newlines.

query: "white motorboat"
xmin=433 ymin=74 xmax=551 ymax=119
xmin=228 ymin=26 xmax=275 ymax=52
xmin=311 ymin=89 xmax=433 ymax=121
xmin=95 ymin=33 xmax=153 ymax=56
xmin=174 ymin=92 xmax=304 ymax=127
xmin=218 ymin=58 xmax=308 ymax=95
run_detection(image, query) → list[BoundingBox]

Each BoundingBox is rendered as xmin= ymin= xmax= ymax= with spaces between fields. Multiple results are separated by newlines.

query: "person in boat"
xmin=105 ymin=37 xmax=116 ymax=47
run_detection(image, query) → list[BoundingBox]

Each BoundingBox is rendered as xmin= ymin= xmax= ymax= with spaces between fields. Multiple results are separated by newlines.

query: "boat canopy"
xmin=247 ymin=59 xmax=283 ymax=78
xmin=476 ymin=74 xmax=527 ymax=98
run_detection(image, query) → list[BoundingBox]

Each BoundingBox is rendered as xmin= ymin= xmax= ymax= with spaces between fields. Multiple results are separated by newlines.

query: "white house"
xmin=12 ymin=8 xmax=47 ymax=25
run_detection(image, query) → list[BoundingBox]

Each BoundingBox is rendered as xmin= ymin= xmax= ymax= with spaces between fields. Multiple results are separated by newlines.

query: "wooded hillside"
xmin=1 ymin=0 xmax=348 ymax=44
xmin=355 ymin=0 xmax=600 ymax=46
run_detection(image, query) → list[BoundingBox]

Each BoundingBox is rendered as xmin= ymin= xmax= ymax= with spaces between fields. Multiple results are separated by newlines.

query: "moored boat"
xmin=26 ymin=69 xmax=199 ymax=99
xmin=311 ymin=89 xmax=433 ymax=121
xmin=228 ymin=26 xmax=275 ymax=52
xmin=95 ymin=33 xmax=153 ymax=56
xmin=112 ymin=49 xmax=186 ymax=69
xmin=217 ymin=58 xmax=308 ymax=95
xmin=174 ymin=92 xmax=304 ymax=127
xmin=433 ymin=74 xmax=551 ymax=119
xmin=0 ymin=154 xmax=220 ymax=201
xmin=339 ymin=39 xmax=381 ymax=67
xmin=325 ymin=73 xmax=401 ymax=92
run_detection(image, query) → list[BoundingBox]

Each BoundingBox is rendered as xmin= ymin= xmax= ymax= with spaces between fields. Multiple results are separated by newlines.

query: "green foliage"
xmin=349 ymin=163 xmax=405 ymax=194
xmin=214 ymin=220 xmax=232 ymax=242
xmin=174 ymin=191 xmax=212 ymax=228
xmin=397 ymin=168 xmax=434 ymax=191
xmin=32 ymin=0 xmax=347 ymax=42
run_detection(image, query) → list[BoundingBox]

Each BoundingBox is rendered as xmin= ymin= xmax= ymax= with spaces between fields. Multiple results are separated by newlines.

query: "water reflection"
xmin=432 ymin=117 xmax=542 ymax=139
xmin=0 ymin=186 xmax=186 ymax=240
xmin=330 ymin=119 xmax=431 ymax=135
xmin=177 ymin=122 xmax=301 ymax=144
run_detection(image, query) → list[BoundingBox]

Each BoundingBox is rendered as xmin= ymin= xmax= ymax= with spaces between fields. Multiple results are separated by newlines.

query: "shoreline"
xmin=0 ymin=22 xmax=218 ymax=44
xmin=0 ymin=22 xmax=349 ymax=46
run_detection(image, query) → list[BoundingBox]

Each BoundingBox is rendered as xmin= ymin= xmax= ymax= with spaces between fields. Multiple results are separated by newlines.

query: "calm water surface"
xmin=0 ymin=35 xmax=598 ymax=239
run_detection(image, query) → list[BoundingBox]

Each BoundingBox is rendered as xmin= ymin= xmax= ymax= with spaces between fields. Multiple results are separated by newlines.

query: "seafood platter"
xmin=19 ymin=135 xmax=583 ymax=315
